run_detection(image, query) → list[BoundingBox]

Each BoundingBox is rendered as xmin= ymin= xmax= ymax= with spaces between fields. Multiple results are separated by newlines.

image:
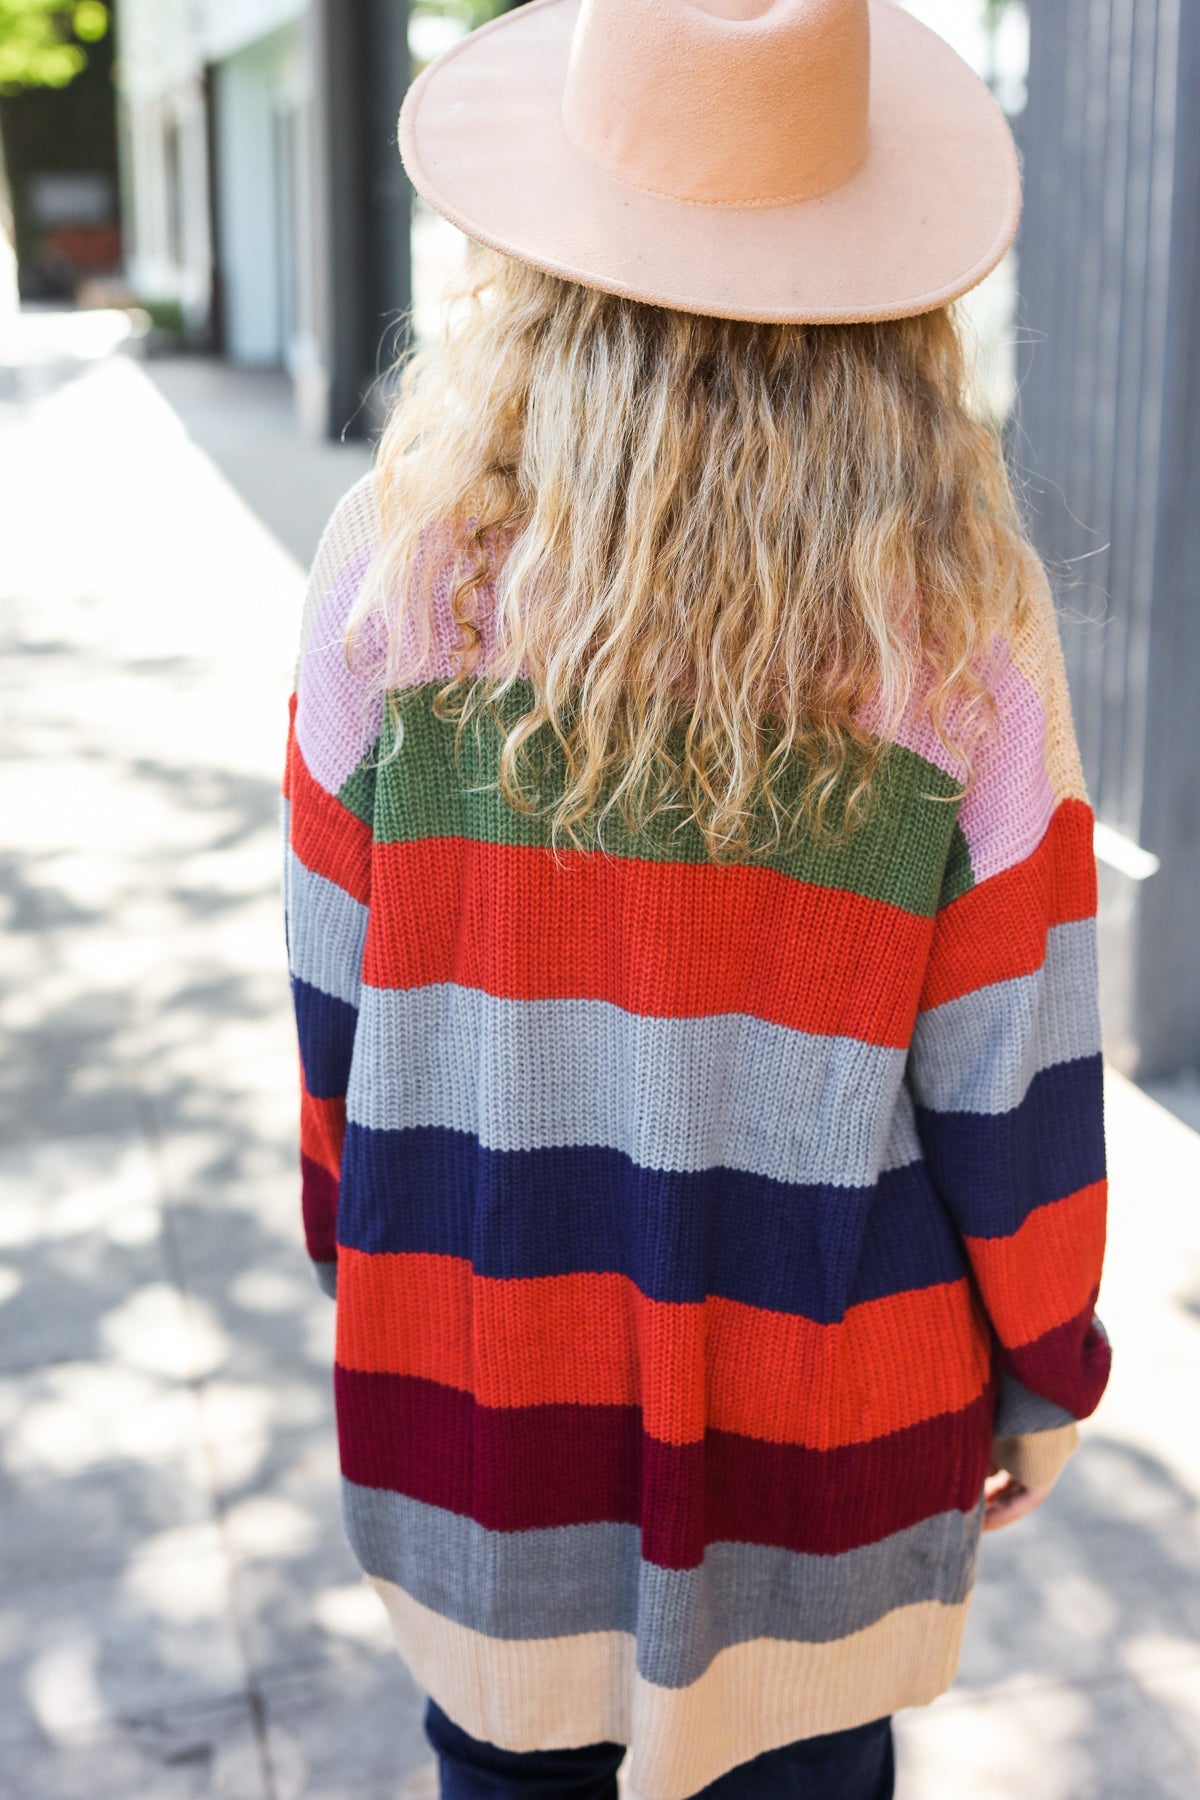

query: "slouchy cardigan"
xmin=282 ymin=473 xmax=1110 ymax=1800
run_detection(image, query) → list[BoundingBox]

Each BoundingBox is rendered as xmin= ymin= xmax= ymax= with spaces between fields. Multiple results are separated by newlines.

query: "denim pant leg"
xmin=424 ymin=1698 xmax=625 ymax=1800
xmin=690 ymin=1717 xmax=895 ymax=1800
xmin=424 ymin=1699 xmax=892 ymax=1800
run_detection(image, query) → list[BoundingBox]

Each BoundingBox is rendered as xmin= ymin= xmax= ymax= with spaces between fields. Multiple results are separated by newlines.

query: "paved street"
xmin=1 ymin=314 xmax=1199 ymax=1798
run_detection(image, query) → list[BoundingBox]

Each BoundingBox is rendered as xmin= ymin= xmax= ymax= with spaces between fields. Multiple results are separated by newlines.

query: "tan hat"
xmin=398 ymin=0 xmax=1020 ymax=324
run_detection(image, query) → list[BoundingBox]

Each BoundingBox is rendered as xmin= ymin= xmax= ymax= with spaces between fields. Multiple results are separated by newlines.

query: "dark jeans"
xmin=424 ymin=1697 xmax=895 ymax=1800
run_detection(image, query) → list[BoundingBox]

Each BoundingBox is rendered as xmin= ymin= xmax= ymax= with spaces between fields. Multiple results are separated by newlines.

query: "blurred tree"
xmin=410 ymin=0 xmax=528 ymax=33
xmin=410 ymin=0 xmax=504 ymax=31
xmin=0 ymin=2 xmax=108 ymax=309
xmin=0 ymin=1 xmax=107 ymax=95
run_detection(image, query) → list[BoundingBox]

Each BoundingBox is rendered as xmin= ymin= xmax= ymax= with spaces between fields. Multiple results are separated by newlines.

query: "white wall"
xmin=117 ymin=0 xmax=313 ymax=361
xmin=115 ymin=0 xmax=209 ymax=314
xmin=115 ymin=0 xmax=199 ymax=97
xmin=201 ymin=0 xmax=306 ymax=65
xmin=212 ymin=22 xmax=309 ymax=368
xmin=119 ymin=0 xmax=305 ymax=74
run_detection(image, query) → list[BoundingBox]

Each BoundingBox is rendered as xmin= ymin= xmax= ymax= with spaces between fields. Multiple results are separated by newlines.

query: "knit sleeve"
xmin=907 ymin=561 xmax=1112 ymax=1491
xmin=282 ymin=474 xmax=382 ymax=1298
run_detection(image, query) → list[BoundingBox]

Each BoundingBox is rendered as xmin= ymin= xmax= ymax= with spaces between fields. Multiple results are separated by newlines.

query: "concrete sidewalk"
xmin=0 ymin=315 xmax=1198 ymax=1798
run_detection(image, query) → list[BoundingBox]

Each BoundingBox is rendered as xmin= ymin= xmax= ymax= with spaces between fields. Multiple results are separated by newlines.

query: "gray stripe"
xmin=347 ymin=986 xmax=907 ymax=1189
xmin=883 ymin=1081 xmax=922 ymax=1172
xmin=285 ymin=843 xmax=369 ymax=1007
xmin=992 ymin=1372 xmax=1075 ymax=1439
xmin=342 ymin=1481 xmax=980 ymax=1689
xmin=908 ymin=919 xmax=1100 ymax=1116
xmin=312 ymin=1260 xmax=338 ymax=1299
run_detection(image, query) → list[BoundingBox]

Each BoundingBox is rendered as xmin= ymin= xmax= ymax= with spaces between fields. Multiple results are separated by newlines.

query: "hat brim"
xmin=399 ymin=0 xmax=1021 ymax=324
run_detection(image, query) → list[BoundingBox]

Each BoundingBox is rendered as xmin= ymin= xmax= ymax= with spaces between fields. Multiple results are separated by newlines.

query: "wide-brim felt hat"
xmin=399 ymin=0 xmax=1021 ymax=325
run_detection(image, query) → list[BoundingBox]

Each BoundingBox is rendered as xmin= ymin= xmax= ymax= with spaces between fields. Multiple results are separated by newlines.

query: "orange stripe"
xmin=282 ymin=694 xmax=297 ymax=799
xmin=300 ymin=1075 xmax=346 ymax=1180
xmin=364 ymin=837 xmax=933 ymax=1046
xmin=921 ymin=799 xmax=1096 ymax=1010
xmin=966 ymin=1179 xmax=1108 ymax=1351
xmin=334 ymin=1250 xmax=992 ymax=1451
xmin=287 ymin=728 xmax=372 ymax=905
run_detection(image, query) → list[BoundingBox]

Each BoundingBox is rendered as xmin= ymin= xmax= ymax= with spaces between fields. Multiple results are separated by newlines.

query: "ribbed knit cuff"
xmin=990 ymin=1421 xmax=1078 ymax=1491
xmin=313 ymin=1258 xmax=338 ymax=1299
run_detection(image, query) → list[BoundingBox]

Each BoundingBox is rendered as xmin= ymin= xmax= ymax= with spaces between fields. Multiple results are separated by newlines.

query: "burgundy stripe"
xmin=301 ymin=1153 xmax=339 ymax=1263
xmin=334 ymin=1367 xmax=994 ymax=1567
xmin=1001 ymin=1300 xmax=1110 ymax=1422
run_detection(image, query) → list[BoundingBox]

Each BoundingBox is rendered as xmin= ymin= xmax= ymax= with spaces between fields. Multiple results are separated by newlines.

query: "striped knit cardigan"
xmin=282 ymin=473 xmax=1110 ymax=1800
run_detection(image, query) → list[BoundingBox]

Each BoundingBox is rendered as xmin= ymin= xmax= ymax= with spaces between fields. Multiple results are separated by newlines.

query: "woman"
xmin=282 ymin=3 xmax=1110 ymax=1796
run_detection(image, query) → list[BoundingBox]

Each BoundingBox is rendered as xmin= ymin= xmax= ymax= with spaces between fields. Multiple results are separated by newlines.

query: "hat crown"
xmin=562 ymin=0 xmax=871 ymax=206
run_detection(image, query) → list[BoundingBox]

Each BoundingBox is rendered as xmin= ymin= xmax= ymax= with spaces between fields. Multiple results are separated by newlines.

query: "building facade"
xmin=116 ymin=0 xmax=410 ymax=438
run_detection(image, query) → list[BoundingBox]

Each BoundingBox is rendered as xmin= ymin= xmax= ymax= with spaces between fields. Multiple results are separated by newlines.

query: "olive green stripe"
xmin=337 ymin=758 xmax=377 ymax=827
xmin=348 ymin=682 xmax=966 ymax=918
xmin=940 ymin=824 xmax=976 ymax=905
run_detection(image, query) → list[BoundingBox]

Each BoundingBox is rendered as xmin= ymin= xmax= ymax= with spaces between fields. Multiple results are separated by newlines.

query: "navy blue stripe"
xmin=292 ymin=975 xmax=358 ymax=1100
xmin=338 ymin=1124 xmax=968 ymax=1321
xmin=915 ymin=1053 xmax=1106 ymax=1240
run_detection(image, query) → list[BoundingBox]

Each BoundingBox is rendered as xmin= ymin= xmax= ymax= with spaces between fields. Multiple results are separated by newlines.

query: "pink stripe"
xmin=380 ymin=525 xmax=507 ymax=688
xmin=884 ymin=699 xmax=968 ymax=782
xmin=957 ymin=655 xmax=1056 ymax=884
xmin=882 ymin=645 xmax=1056 ymax=885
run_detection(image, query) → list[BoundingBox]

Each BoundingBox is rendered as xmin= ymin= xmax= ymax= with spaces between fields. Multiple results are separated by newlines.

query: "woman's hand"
xmin=982 ymin=1470 xmax=1053 ymax=1532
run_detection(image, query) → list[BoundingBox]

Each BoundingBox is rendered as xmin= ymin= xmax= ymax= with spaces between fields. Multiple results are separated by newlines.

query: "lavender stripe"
xmin=296 ymin=545 xmax=382 ymax=797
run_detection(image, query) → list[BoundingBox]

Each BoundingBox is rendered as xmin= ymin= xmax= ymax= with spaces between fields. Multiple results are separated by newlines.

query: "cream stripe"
xmin=369 ymin=1576 xmax=967 ymax=1800
xmin=992 ymin=1421 xmax=1078 ymax=1493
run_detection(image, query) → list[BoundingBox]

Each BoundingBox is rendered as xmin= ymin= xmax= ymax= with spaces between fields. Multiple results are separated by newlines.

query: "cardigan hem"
xmin=367 ymin=1571 xmax=972 ymax=1800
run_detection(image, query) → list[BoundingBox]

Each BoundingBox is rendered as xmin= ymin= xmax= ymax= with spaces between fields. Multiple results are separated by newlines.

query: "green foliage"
xmin=411 ymin=1 xmax=512 ymax=33
xmin=137 ymin=297 xmax=185 ymax=336
xmin=0 ymin=0 xmax=108 ymax=95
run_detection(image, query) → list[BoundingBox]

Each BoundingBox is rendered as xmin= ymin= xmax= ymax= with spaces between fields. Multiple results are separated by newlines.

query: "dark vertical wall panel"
xmin=1017 ymin=0 xmax=1198 ymax=1076
xmin=311 ymin=0 xmax=411 ymax=439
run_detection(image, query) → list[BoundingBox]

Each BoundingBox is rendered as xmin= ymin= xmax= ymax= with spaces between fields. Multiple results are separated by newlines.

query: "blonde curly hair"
xmin=349 ymin=246 xmax=1036 ymax=859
